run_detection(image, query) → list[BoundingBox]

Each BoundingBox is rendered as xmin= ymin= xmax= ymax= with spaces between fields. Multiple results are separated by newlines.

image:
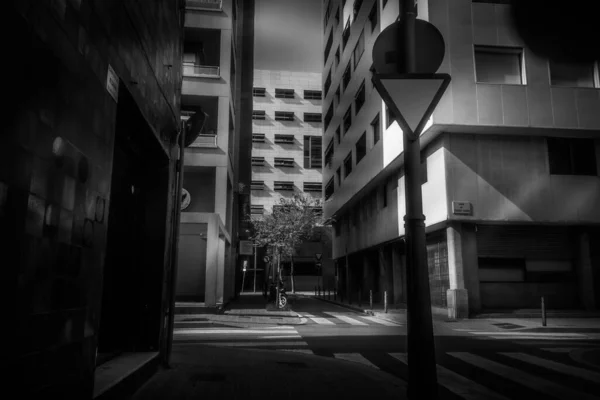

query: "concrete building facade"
xmin=177 ymin=0 xmax=254 ymax=307
xmin=6 ymin=0 xmax=184 ymax=398
xmin=250 ymin=70 xmax=334 ymax=292
xmin=322 ymin=0 xmax=600 ymax=317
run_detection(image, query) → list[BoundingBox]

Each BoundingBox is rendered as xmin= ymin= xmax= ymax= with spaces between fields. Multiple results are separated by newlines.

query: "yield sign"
xmin=372 ymin=73 xmax=450 ymax=140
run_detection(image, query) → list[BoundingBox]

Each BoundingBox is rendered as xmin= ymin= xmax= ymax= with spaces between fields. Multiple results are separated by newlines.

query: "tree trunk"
xmin=291 ymin=256 xmax=296 ymax=294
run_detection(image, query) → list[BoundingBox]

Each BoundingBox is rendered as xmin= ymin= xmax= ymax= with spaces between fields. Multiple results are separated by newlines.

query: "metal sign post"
xmin=369 ymin=1 xmax=451 ymax=398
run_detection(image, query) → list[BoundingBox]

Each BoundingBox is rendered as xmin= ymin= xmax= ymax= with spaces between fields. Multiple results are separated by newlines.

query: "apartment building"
xmin=177 ymin=0 xmax=254 ymax=307
xmin=250 ymin=70 xmax=333 ymax=292
xmin=322 ymin=0 xmax=600 ymax=317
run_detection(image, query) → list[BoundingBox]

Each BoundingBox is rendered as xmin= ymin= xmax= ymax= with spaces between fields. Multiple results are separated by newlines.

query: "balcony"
xmin=186 ymin=0 xmax=223 ymax=11
xmin=183 ymin=63 xmax=220 ymax=78
xmin=188 ymin=134 xmax=218 ymax=148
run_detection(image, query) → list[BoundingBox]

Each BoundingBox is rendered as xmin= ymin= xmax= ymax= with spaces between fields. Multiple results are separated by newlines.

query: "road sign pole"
xmin=399 ymin=0 xmax=439 ymax=399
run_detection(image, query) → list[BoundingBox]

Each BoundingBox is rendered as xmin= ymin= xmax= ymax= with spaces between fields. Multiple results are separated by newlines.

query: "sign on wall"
xmin=452 ymin=201 xmax=472 ymax=216
xmin=239 ymin=240 xmax=254 ymax=255
xmin=181 ymin=188 xmax=191 ymax=211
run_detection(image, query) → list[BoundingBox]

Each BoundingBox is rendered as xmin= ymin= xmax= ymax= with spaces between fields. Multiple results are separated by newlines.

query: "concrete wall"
xmin=177 ymin=223 xmax=208 ymax=300
xmin=6 ymin=1 xmax=182 ymax=397
xmin=183 ymin=168 xmax=216 ymax=213
xmin=445 ymin=134 xmax=600 ymax=223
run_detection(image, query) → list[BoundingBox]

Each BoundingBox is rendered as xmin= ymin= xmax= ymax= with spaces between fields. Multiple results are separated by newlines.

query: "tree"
xmin=250 ymin=194 xmax=324 ymax=303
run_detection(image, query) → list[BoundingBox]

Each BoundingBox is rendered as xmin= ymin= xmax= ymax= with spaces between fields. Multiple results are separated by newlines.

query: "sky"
xmin=254 ymin=0 xmax=323 ymax=72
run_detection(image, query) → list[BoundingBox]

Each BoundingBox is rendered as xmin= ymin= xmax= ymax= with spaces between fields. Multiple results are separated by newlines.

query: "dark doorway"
xmin=96 ymin=86 xmax=170 ymax=366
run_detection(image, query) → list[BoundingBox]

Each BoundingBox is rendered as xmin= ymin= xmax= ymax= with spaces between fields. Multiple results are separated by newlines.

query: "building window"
xmin=355 ymin=132 xmax=367 ymax=164
xmin=334 ymin=7 xmax=340 ymax=25
xmin=252 ymin=133 xmax=266 ymax=143
xmin=303 ymin=182 xmax=323 ymax=192
xmin=344 ymin=152 xmax=353 ymax=177
xmin=324 ymin=104 xmax=334 ymax=131
xmin=304 ymin=136 xmax=323 ymax=168
xmin=324 ymin=70 xmax=332 ymax=96
xmin=252 ymin=110 xmax=266 ymax=120
xmin=368 ymin=3 xmax=378 ymax=32
xmin=335 ymin=86 xmax=341 ymax=107
xmin=251 ymin=157 xmax=265 ymax=166
xmin=250 ymin=205 xmax=264 ymax=214
xmin=385 ymin=105 xmax=394 ymax=128
xmin=304 ymin=90 xmax=323 ymax=100
xmin=342 ymin=18 xmax=351 ymax=49
xmin=274 ymin=134 xmax=295 ymax=144
xmin=325 ymin=177 xmax=335 ymax=200
xmin=474 ymin=45 xmax=525 ymax=85
xmin=324 ymin=140 xmax=334 ymax=167
xmin=335 ymin=47 xmax=341 ymax=69
xmin=335 ymin=126 xmax=341 ymax=144
xmin=353 ymin=0 xmax=363 ymax=20
xmin=251 ymin=181 xmax=265 ymax=190
xmin=549 ymin=60 xmax=599 ymax=88
xmin=253 ymin=87 xmax=266 ymax=97
xmin=275 ymin=88 xmax=295 ymax=98
xmin=354 ymin=81 xmax=366 ymax=114
xmin=382 ymin=183 xmax=387 ymax=208
xmin=324 ymin=31 xmax=334 ymax=64
xmin=274 ymin=181 xmax=295 ymax=191
xmin=274 ymin=158 xmax=295 ymax=168
xmin=343 ymin=106 xmax=352 ymax=135
xmin=336 ymin=166 xmax=342 ymax=185
xmin=324 ymin=1 xmax=331 ymax=29
xmin=342 ymin=63 xmax=352 ymax=91
xmin=353 ymin=30 xmax=365 ymax=69
xmin=274 ymin=111 xmax=295 ymax=121
xmin=371 ymin=114 xmax=381 ymax=145
xmin=304 ymin=113 xmax=323 ymax=123
xmin=547 ymin=138 xmax=597 ymax=176
xmin=421 ymin=160 xmax=428 ymax=184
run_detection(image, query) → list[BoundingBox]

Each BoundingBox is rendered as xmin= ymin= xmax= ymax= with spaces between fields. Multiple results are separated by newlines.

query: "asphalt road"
xmin=173 ymin=296 xmax=600 ymax=400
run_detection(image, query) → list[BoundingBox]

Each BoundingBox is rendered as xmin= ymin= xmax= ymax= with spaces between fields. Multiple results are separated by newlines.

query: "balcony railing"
xmin=183 ymin=62 xmax=220 ymax=78
xmin=186 ymin=0 xmax=223 ymax=11
xmin=188 ymin=134 xmax=218 ymax=148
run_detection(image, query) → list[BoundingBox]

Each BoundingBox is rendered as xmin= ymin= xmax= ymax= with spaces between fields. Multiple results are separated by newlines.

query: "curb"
xmin=308 ymin=295 xmax=375 ymax=316
xmin=471 ymin=313 xmax=600 ymax=319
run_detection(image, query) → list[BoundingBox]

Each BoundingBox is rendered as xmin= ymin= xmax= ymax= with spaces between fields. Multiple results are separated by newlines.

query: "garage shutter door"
xmin=477 ymin=225 xmax=573 ymax=259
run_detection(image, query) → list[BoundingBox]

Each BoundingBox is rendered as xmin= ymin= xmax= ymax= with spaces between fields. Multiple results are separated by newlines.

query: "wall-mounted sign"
xmin=239 ymin=240 xmax=254 ymax=255
xmin=452 ymin=201 xmax=472 ymax=216
xmin=181 ymin=188 xmax=191 ymax=211
xmin=106 ymin=64 xmax=119 ymax=103
xmin=315 ymin=253 xmax=322 ymax=261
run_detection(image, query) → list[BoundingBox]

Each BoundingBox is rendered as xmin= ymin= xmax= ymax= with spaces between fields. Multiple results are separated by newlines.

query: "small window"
xmin=353 ymin=0 xmax=363 ymax=19
xmin=334 ymin=7 xmax=340 ymax=25
xmin=342 ymin=63 xmax=352 ymax=92
xmin=336 ymin=167 xmax=341 ymax=186
xmin=251 ymin=157 xmax=265 ymax=166
xmin=324 ymin=103 xmax=334 ymax=131
xmin=324 ymin=70 xmax=332 ymax=96
xmin=474 ymin=45 xmax=525 ymax=85
xmin=353 ymin=30 xmax=365 ymax=69
xmin=324 ymin=1 xmax=331 ymax=28
xmin=335 ymin=47 xmax=341 ymax=69
xmin=253 ymin=87 xmax=266 ymax=97
xmin=304 ymin=136 xmax=323 ymax=168
xmin=335 ymin=126 xmax=341 ymax=144
xmin=274 ymin=111 xmax=295 ymax=121
xmin=368 ymin=3 xmax=378 ymax=32
xmin=274 ymin=181 xmax=295 ymax=191
xmin=371 ymin=114 xmax=381 ymax=145
xmin=385 ymin=105 xmax=394 ymax=128
xmin=325 ymin=178 xmax=335 ymax=200
xmin=304 ymin=90 xmax=323 ymax=100
xmin=252 ymin=110 xmax=266 ymax=120
xmin=354 ymin=81 xmax=365 ymax=114
xmin=274 ymin=134 xmax=295 ymax=144
xmin=250 ymin=205 xmax=264 ymax=214
xmin=344 ymin=152 xmax=353 ymax=178
xmin=547 ymin=137 xmax=597 ymax=176
xmin=549 ymin=60 xmax=599 ymax=88
xmin=335 ymin=86 xmax=341 ymax=106
xmin=304 ymin=113 xmax=322 ymax=123
xmin=252 ymin=133 xmax=265 ymax=143
xmin=274 ymin=158 xmax=295 ymax=168
xmin=355 ymin=132 xmax=367 ymax=164
xmin=251 ymin=181 xmax=265 ymax=190
xmin=324 ymin=31 xmax=334 ymax=64
xmin=343 ymin=107 xmax=352 ymax=135
xmin=324 ymin=140 xmax=334 ymax=167
xmin=275 ymin=88 xmax=295 ymax=98
xmin=342 ymin=18 xmax=351 ymax=49
xmin=303 ymin=182 xmax=322 ymax=192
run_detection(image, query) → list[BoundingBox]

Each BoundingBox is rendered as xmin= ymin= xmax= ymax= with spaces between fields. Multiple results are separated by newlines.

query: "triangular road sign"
xmin=372 ymin=73 xmax=450 ymax=140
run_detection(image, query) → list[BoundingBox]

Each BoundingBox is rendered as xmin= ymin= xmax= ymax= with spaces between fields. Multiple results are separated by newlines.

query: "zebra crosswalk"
xmin=298 ymin=312 xmax=403 ymax=327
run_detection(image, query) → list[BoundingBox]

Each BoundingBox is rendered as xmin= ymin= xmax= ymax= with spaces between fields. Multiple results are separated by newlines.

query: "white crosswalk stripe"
xmin=333 ymin=353 xmax=379 ymax=369
xmin=323 ymin=312 xmax=368 ymax=325
xmin=449 ymin=352 xmax=599 ymax=400
xmin=301 ymin=313 xmax=337 ymax=325
xmin=470 ymin=331 xmax=588 ymax=338
xmin=360 ymin=316 xmax=403 ymax=326
xmin=500 ymin=352 xmax=600 ymax=383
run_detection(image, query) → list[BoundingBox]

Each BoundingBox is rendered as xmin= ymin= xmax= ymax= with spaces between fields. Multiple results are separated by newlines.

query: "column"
xmin=446 ymin=223 xmax=469 ymax=319
xmin=391 ymin=242 xmax=404 ymax=304
xmin=462 ymin=224 xmax=481 ymax=313
xmin=204 ymin=215 xmax=220 ymax=307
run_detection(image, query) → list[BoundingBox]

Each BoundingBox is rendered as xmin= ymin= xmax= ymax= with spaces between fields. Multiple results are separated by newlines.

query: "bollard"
xmin=370 ymin=290 xmax=373 ymax=310
xmin=384 ymin=291 xmax=388 ymax=313
xmin=541 ymin=296 xmax=547 ymax=327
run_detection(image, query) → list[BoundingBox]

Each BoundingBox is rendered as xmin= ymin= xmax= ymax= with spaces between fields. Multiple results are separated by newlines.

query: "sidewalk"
xmin=130 ymin=344 xmax=407 ymax=400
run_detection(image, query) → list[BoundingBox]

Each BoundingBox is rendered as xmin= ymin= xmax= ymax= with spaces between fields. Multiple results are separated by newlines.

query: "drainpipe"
xmin=165 ymin=125 xmax=186 ymax=367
